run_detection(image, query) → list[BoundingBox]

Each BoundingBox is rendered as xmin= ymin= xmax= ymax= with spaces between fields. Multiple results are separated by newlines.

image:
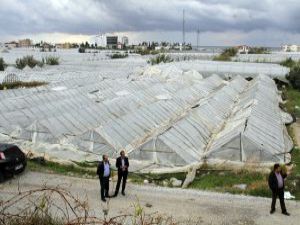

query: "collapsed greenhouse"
xmin=0 ymin=68 xmax=293 ymax=171
xmin=144 ymin=60 xmax=290 ymax=82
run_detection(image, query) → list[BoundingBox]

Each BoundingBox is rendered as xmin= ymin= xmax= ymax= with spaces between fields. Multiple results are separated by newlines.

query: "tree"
xmin=280 ymin=57 xmax=296 ymax=68
xmin=213 ymin=47 xmax=238 ymax=61
xmin=0 ymin=58 xmax=6 ymax=71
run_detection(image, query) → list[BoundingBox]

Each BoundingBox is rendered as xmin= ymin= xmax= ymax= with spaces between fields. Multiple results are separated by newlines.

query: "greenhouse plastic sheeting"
xmin=129 ymin=76 xmax=248 ymax=166
xmin=130 ymin=75 xmax=292 ymax=167
xmin=0 ymin=70 xmax=293 ymax=168
xmin=234 ymin=52 xmax=300 ymax=63
xmin=147 ymin=60 xmax=289 ymax=80
xmin=205 ymin=75 xmax=293 ymax=163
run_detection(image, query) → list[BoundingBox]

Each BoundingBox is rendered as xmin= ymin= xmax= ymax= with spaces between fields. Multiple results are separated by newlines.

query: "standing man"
xmin=268 ymin=163 xmax=290 ymax=216
xmin=97 ymin=154 xmax=111 ymax=202
xmin=114 ymin=150 xmax=129 ymax=196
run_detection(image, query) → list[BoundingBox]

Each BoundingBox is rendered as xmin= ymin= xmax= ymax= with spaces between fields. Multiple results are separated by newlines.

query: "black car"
xmin=0 ymin=144 xmax=27 ymax=182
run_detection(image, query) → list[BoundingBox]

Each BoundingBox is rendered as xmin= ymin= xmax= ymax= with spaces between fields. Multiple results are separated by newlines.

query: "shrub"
xmin=15 ymin=55 xmax=43 ymax=69
xmin=44 ymin=56 xmax=59 ymax=65
xmin=223 ymin=47 xmax=238 ymax=57
xmin=287 ymin=63 xmax=300 ymax=90
xmin=78 ymin=47 xmax=86 ymax=53
xmin=148 ymin=54 xmax=173 ymax=65
xmin=213 ymin=54 xmax=232 ymax=61
xmin=280 ymin=58 xmax=300 ymax=90
xmin=110 ymin=53 xmax=128 ymax=59
xmin=248 ymin=47 xmax=270 ymax=54
xmin=134 ymin=48 xmax=160 ymax=55
xmin=0 ymin=57 xmax=6 ymax=71
xmin=213 ymin=47 xmax=237 ymax=61
xmin=280 ymin=57 xmax=297 ymax=68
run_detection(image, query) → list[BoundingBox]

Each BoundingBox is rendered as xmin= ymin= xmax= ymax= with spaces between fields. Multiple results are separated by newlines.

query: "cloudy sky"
xmin=0 ymin=0 xmax=299 ymax=46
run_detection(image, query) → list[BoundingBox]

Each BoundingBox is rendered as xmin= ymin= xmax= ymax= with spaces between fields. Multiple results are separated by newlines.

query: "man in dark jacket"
xmin=268 ymin=163 xmax=290 ymax=216
xmin=97 ymin=154 xmax=111 ymax=202
xmin=114 ymin=150 xmax=129 ymax=196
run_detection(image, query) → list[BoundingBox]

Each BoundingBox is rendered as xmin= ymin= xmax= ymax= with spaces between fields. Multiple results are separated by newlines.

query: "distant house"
xmin=173 ymin=44 xmax=182 ymax=51
xmin=282 ymin=44 xmax=300 ymax=52
xmin=154 ymin=45 xmax=170 ymax=51
xmin=40 ymin=42 xmax=54 ymax=52
xmin=5 ymin=41 xmax=18 ymax=48
xmin=56 ymin=43 xmax=72 ymax=49
xmin=117 ymin=42 xmax=124 ymax=50
xmin=42 ymin=42 xmax=52 ymax=48
xmin=18 ymin=39 xmax=32 ymax=48
xmin=237 ymin=45 xmax=250 ymax=54
xmin=55 ymin=43 xmax=64 ymax=49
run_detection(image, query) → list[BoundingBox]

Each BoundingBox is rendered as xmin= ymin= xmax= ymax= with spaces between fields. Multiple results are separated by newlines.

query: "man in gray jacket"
xmin=97 ymin=155 xmax=111 ymax=202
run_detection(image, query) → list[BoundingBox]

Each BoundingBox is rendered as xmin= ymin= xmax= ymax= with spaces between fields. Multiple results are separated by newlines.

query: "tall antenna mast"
xmin=197 ymin=28 xmax=200 ymax=50
xmin=182 ymin=9 xmax=185 ymax=46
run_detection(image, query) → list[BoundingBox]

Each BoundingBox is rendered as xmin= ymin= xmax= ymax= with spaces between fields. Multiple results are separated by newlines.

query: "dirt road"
xmin=1 ymin=171 xmax=299 ymax=225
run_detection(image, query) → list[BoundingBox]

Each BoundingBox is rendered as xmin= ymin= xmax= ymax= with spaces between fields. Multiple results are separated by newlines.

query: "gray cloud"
xmin=0 ymin=0 xmax=299 ymax=45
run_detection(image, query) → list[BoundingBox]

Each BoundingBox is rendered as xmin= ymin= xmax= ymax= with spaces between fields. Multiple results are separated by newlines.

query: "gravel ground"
xmin=1 ymin=171 xmax=299 ymax=225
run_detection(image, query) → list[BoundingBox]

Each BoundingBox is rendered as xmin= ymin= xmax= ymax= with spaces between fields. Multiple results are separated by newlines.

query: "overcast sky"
xmin=0 ymin=0 xmax=300 ymax=46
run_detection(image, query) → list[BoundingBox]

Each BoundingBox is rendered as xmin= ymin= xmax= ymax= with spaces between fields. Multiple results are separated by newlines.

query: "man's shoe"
xmin=121 ymin=192 xmax=125 ymax=196
xmin=282 ymin=212 xmax=290 ymax=216
xmin=270 ymin=209 xmax=275 ymax=214
xmin=101 ymin=198 xmax=106 ymax=202
xmin=113 ymin=193 xmax=118 ymax=197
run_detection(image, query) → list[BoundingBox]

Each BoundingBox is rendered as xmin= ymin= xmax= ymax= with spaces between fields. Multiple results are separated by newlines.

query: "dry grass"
xmin=15 ymin=55 xmax=44 ymax=69
xmin=0 ymin=81 xmax=47 ymax=90
xmin=0 ymin=186 xmax=183 ymax=225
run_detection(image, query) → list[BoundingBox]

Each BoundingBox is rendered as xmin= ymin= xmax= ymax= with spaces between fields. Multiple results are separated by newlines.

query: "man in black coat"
xmin=97 ymin=154 xmax=111 ymax=202
xmin=268 ymin=163 xmax=290 ymax=216
xmin=114 ymin=150 xmax=129 ymax=196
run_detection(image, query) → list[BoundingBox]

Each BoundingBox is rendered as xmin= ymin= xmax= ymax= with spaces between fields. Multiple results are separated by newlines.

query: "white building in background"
xmin=94 ymin=34 xmax=129 ymax=49
xmin=154 ymin=45 xmax=170 ymax=51
xmin=95 ymin=34 xmax=106 ymax=48
xmin=122 ymin=36 xmax=129 ymax=46
xmin=4 ymin=41 xmax=18 ymax=48
xmin=18 ymin=39 xmax=33 ymax=47
xmin=282 ymin=44 xmax=300 ymax=52
xmin=237 ymin=45 xmax=250 ymax=54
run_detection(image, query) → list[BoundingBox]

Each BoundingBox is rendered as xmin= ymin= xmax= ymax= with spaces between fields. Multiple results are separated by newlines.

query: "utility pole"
xmin=182 ymin=9 xmax=185 ymax=47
